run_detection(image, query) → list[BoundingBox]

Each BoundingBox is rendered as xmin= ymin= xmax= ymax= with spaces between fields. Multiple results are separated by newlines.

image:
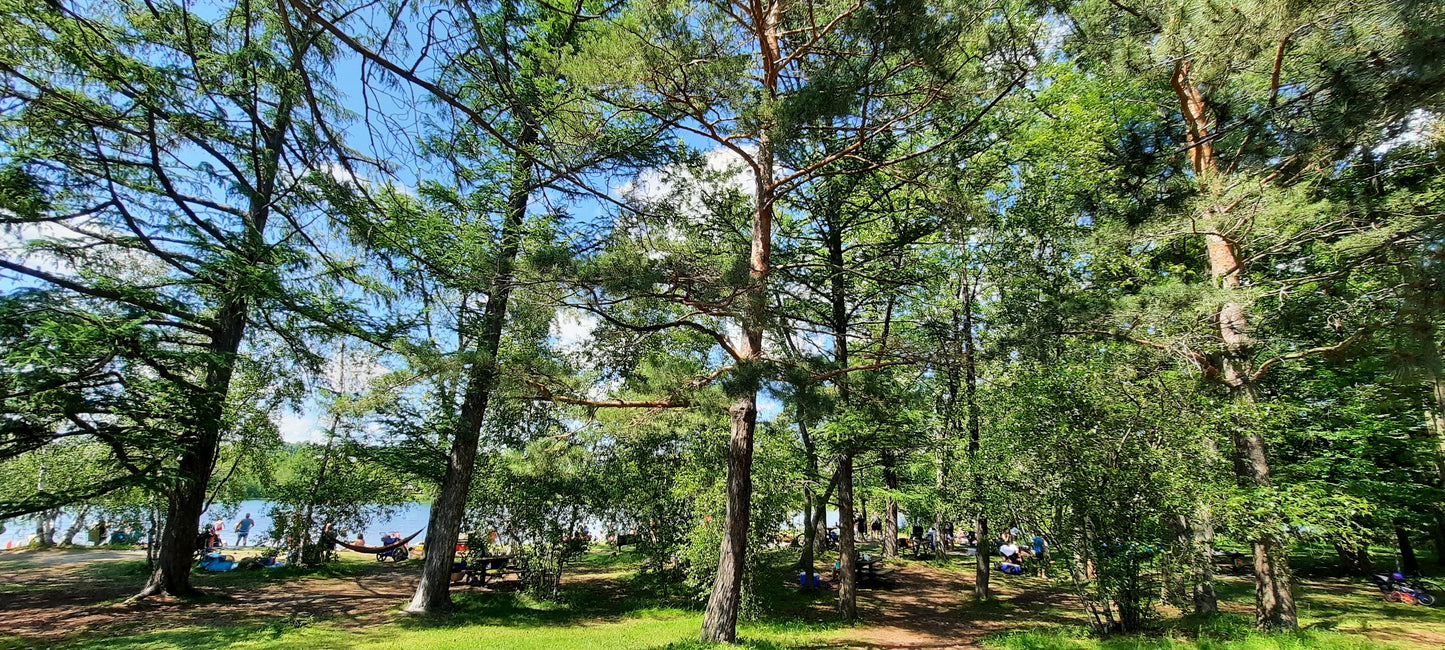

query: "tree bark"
xmin=882 ymin=450 xmax=899 ymax=558
xmin=1397 ymin=525 xmax=1420 ymax=574
xmin=700 ymin=392 xmax=758 ymax=643
xmin=974 ymin=516 xmax=990 ymax=599
xmin=33 ymin=509 xmax=58 ymax=547
xmin=837 ymin=454 xmax=857 ymax=620
xmin=61 ymin=505 xmax=91 ymax=546
xmin=700 ymin=104 xmax=774 ymax=644
xmin=798 ymin=419 xmax=818 ymax=575
xmin=1414 ymin=301 xmax=1445 ymax=566
xmin=1190 ymin=508 xmax=1218 ymax=613
xmin=1332 ymin=539 xmax=1372 ymax=576
xmin=133 ymin=26 xmax=307 ymax=595
xmin=1173 ymin=58 xmax=1294 ymax=629
xmin=407 ymin=121 xmax=536 ymax=614
xmin=859 ymin=494 xmax=868 ymax=543
xmin=138 ymin=294 xmax=247 ymax=597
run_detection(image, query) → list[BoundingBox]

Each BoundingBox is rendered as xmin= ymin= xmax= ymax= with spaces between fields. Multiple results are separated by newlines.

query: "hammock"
xmin=334 ymin=529 xmax=423 ymax=554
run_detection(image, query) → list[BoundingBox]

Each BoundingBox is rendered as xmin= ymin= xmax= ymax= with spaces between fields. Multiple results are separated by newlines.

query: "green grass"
xmin=7 ymin=546 xmax=1444 ymax=649
xmin=20 ymin=607 xmax=829 ymax=650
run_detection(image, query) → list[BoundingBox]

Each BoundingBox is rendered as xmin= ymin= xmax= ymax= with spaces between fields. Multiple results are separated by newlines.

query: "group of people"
xmin=996 ymin=527 xmax=1048 ymax=576
xmin=199 ymin=513 xmax=256 ymax=549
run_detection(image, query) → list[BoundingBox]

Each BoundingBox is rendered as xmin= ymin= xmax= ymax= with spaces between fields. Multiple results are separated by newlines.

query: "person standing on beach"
xmin=235 ymin=513 xmax=255 ymax=547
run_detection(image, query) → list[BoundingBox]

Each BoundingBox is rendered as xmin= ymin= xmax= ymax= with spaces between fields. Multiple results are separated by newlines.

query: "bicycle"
xmin=1372 ymin=573 xmax=1437 ymax=606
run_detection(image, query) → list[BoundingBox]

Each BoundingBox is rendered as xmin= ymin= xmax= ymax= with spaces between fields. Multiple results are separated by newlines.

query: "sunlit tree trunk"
xmin=1173 ymin=60 xmax=1293 ymax=628
xmin=61 ymin=506 xmax=91 ymax=546
xmin=700 ymin=105 xmax=775 ymax=645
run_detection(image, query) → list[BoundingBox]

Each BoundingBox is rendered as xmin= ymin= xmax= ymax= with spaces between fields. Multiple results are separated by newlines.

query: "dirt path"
xmin=844 ymin=563 xmax=1079 ymax=649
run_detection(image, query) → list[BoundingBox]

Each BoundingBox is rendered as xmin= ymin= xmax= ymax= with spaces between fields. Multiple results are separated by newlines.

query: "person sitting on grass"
xmin=997 ymin=539 xmax=1026 ymax=575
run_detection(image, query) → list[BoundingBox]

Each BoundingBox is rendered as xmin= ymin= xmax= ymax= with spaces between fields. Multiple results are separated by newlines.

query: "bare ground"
xmin=0 ymin=548 xmax=419 ymax=640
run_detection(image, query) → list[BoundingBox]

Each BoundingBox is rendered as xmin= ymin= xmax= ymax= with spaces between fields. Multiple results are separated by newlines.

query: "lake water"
xmin=3 ymin=500 xmax=911 ymax=548
xmin=1 ymin=500 xmax=436 ymax=548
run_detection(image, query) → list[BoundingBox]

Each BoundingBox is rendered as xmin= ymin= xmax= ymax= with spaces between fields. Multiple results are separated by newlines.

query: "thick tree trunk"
xmin=1191 ymin=508 xmax=1218 ymax=614
xmin=1419 ymin=324 xmax=1445 ymax=566
xmin=33 ymin=509 xmax=57 ymax=547
xmin=837 ymin=454 xmax=857 ymax=619
xmin=1397 ymin=525 xmax=1420 ymax=574
xmin=700 ymin=114 xmax=774 ymax=643
xmin=138 ymin=294 xmax=248 ymax=598
xmin=1219 ymin=298 xmax=1296 ymax=629
xmin=1186 ymin=434 xmax=1221 ymax=614
xmin=1173 ymin=58 xmax=1294 ymax=628
xmin=407 ymin=123 xmax=536 ymax=614
xmin=700 ymin=393 xmax=758 ymax=643
xmin=974 ymin=516 xmax=990 ymax=599
xmin=134 ymin=53 xmax=305 ymax=597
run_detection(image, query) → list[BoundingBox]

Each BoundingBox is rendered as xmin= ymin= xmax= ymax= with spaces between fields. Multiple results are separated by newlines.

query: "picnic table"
xmin=853 ymin=556 xmax=892 ymax=583
xmin=454 ymin=555 xmax=522 ymax=587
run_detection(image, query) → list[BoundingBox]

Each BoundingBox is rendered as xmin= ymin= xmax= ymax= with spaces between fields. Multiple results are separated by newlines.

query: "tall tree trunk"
xmin=934 ymin=463 xmax=948 ymax=561
xmin=1191 ymin=508 xmax=1218 ymax=613
xmin=1187 ymin=432 xmax=1221 ymax=613
xmin=882 ymin=450 xmax=898 ymax=558
xmin=407 ymin=122 xmax=536 ymax=614
xmin=798 ymin=420 xmax=818 ymax=575
xmin=133 ymin=36 xmax=304 ymax=595
xmin=1414 ymin=301 xmax=1445 ymax=566
xmin=974 ymin=516 xmax=990 ymax=599
xmin=138 ymin=295 xmax=247 ymax=597
xmin=837 ymin=454 xmax=857 ymax=619
xmin=1174 ymin=59 xmax=1293 ymax=629
xmin=819 ymin=161 xmax=859 ymax=618
xmin=959 ymin=266 xmax=988 ymax=596
xmin=1397 ymin=524 xmax=1420 ymax=574
xmin=700 ymin=110 xmax=774 ymax=645
xmin=701 ymin=391 xmax=758 ymax=642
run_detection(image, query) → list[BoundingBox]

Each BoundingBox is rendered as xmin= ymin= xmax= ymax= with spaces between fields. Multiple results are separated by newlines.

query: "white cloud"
xmin=618 ymin=146 xmax=757 ymax=208
xmin=323 ymin=348 xmax=390 ymax=393
xmin=277 ymin=410 xmax=322 ymax=443
xmin=551 ymin=308 xmax=600 ymax=353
